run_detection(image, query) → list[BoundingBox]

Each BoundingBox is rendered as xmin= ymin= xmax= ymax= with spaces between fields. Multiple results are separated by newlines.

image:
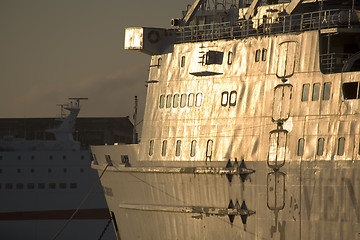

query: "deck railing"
xmin=176 ymin=9 xmax=359 ymax=43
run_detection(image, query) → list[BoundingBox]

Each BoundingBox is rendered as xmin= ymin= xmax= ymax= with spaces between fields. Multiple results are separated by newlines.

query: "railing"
xmin=320 ymin=53 xmax=352 ymax=74
xmin=176 ymin=9 xmax=359 ymax=43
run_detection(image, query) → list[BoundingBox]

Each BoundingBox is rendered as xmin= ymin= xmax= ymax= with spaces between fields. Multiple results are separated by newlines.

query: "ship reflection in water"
xmin=0 ymin=98 xmax=133 ymax=239
xmin=91 ymin=0 xmax=360 ymax=239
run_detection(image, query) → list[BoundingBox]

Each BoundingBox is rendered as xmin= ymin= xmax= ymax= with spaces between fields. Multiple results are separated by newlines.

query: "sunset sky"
xmin=0 ymin=0 xmax=186 ymax=120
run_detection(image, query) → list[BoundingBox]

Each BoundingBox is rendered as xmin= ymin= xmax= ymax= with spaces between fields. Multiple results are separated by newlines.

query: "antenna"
xmin=68 ymin=98 xmax=88 ymax=108
xmin=133 ymin=96 xmax=138 ymax=143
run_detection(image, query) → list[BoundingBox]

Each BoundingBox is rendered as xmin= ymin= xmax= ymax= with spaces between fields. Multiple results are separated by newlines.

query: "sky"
xmin=0 ymin=0 xmax=187 ymax=120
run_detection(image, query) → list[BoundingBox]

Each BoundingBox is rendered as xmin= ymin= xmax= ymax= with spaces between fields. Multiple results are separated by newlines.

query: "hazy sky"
xmin=0 ymin=0 xmax=186 ymax=119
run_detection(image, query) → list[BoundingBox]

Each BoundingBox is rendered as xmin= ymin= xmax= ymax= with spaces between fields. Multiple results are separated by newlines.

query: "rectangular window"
xmin=173 ymin=94 xmax=179 ymax=108
xmin=161 ymin=140 xmax=167 ymax=156
xmin=342 ymin=82 xmax=359 ymax=99
xmin=206 ymin=140 xmax=213 ymax=161
xmin=227 ymin=52 xmax=233 ymax=65
xmin=16 ymin=183 xmax=24 ymax=189
xmin=49 ymin=183 xmax=56 ymax=189
xmin=188 ymin=93 xmax=195 ymax=107
xmin=322 ymin=82 xmax=331 ymax=100
xmin=317 ymin=138 xmax=324 ymax=156
xmin=229 ymin=91 xmax=237 ymax=106
xmin=297 ymin=138 xmax=304 ymax=156
xmin=38 ymin=183 xmax=45 ymax=189
xmin=312 ymin=83 xmax=320 ymax=101
xmin=59 ymin=183 xmax=66 ymax=189
xmin=105 ymin=154 xmax=113 ymax=166
xmin=180 ymin=94 xmax=187 ymax=108
xmin=27 ymin=183 xmax=35 ymax=189
xmin=70 ymin=183 xmax=77 ymax=189
xmin=195 ymin=93 xmax=203 ymax=107
xmin=149 ymin=140 xmax=154 ymax=156
xmin=190 ymin=140 xmax=197 ymax=157
xmin=180 ymin=56 xmax=185 ymax=67
xmin=175 ymin=140 xmax=181 ymax=156
xmin=159 ymin=95 xmax=165 ymax=108
xmin=166 ymin=94 xmax=172 ymax=108
xmin=255 ymin=49 xmax=261 ymax=62
xmin=221 ymin=92 xmax=229 ymax=106
xmin=262 ymin=48 xmax=267 ymax=61
xmin=337 ymin=137 xmax=345 ymax=156
xmin=301 ymin=84 xmax=310 ymax=101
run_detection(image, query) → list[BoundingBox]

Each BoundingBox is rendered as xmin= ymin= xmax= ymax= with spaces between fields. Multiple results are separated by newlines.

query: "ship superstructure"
xmin=92 ymin=1 xmax=360 ymax=239
xmin=0 ymin=98 xmax=116 ymax=240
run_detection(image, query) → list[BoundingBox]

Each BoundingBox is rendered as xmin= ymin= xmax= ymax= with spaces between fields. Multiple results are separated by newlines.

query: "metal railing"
xmin=176 ymin=9 xmax=359 ymax=43
xmin=320 ymin=53 xmax=352 ymax=74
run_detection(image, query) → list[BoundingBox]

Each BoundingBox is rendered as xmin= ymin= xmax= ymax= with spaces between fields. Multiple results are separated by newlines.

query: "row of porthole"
xmin=0 ymin=182 xmax=78 ymax=190
xmin=149 ymin=139 xmax=214 ymax=160
xmin=0 ymin=168 xmax=85 ymax=174
xmin=0 ymin=155 xmax=86 ymax=161
xmin=159 ymin=92 xmax=203 ymax=109
xmin=297 ymin=137 xmax=348 ymax=156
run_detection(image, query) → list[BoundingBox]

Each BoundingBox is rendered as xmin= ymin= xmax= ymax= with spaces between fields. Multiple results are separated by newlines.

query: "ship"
xmin=91 ymin=0 xmax=360 ymax=239
xmin=0 ymin=98 xmax=116 ymax=240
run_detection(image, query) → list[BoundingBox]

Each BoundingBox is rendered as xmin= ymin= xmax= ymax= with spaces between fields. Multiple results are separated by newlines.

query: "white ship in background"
xmin=0 ymin=98 xmax=116 ymax=240
xmin=92 ymin=0 xmax=360 ymax=239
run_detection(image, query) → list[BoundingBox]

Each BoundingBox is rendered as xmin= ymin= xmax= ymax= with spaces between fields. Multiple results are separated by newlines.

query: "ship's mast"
xmin=133 ymin=96 xmax=138 ymax=144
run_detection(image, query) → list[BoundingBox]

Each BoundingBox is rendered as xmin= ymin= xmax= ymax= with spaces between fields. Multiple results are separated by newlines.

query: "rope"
xmin=51 ymin=163 xmax=110 ymax=240
xmin=97 ymin=217 xmax=113 ymax=240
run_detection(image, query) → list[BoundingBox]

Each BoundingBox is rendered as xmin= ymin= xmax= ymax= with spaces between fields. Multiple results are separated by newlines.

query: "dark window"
xmin=17 ymin=169 xmax=21 ymax=173
xmin=81 ymin=155 xmax=85 ymax=160
xmin=317 ymin=138 xmax=324 ymax=156
xmin=5 ymin=184 xmax=13 ymax=190
xmin=301 ymin=84 xmax=310 ymax=101
xmin=59 ymin=183 xmax=66 ymax=189
xmin=337 ymin=137 xmax=345 ymax=156
xmin=312 ymin=83 xmax=320 ymax=101
xmin=322 ymin=82 xmax=331 ymax=100
xmin=221 ymin=92 xmax=229 ymax=106
xmin=38 ymin=183 xmax=45 ymax=189
xmin=159 ymin=95 xmax=165 ymax=108
xmin=161 ymin=140 xmax=167 ymax=156
xmin=342 ymin=82 xmax=359 ymax=99
xmin=255 ymin=49 xmax=261 ymax=62
xmin=17 ymin=156 xmax=21 ymax=160
xmin=63 ymin=155 xmax=66 ymax=160
xmin=27 ymin=183 xmax=35 ymax=189
xmin=49 ymin=183 xmax=56 ymax=189
xmin=105 ymin=155 xmax=113 ymax=166
xmin=149 ymin=140 xmax=154 ymax=156
xmin=175 ymin=140 xmax=181 ymax=156
xmin=63 ymin=168 xmax=67 ymax=173
xmin=180 ymin=56 xmax=185 ymax=67
xmin=31 ymin=155 xmax=35 ymax=160
xmin=205 ymin=51 xmax=223 ymax=65
xmin=49 ymin=155 xmax=53 ymax=160
xmin=48 ymin=168 xmax=52 ymax=173
xmin=297 ymin=138 xmax=304 ymax=156
xmin=16 ymin=183 xmax=24 ymax=189
xmin=70 ymin=183 xmax=77 ymax=189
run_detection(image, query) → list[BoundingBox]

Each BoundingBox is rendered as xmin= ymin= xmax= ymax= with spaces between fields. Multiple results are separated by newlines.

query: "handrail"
xmin=176 ymin=9 xmax=359 ymax=43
